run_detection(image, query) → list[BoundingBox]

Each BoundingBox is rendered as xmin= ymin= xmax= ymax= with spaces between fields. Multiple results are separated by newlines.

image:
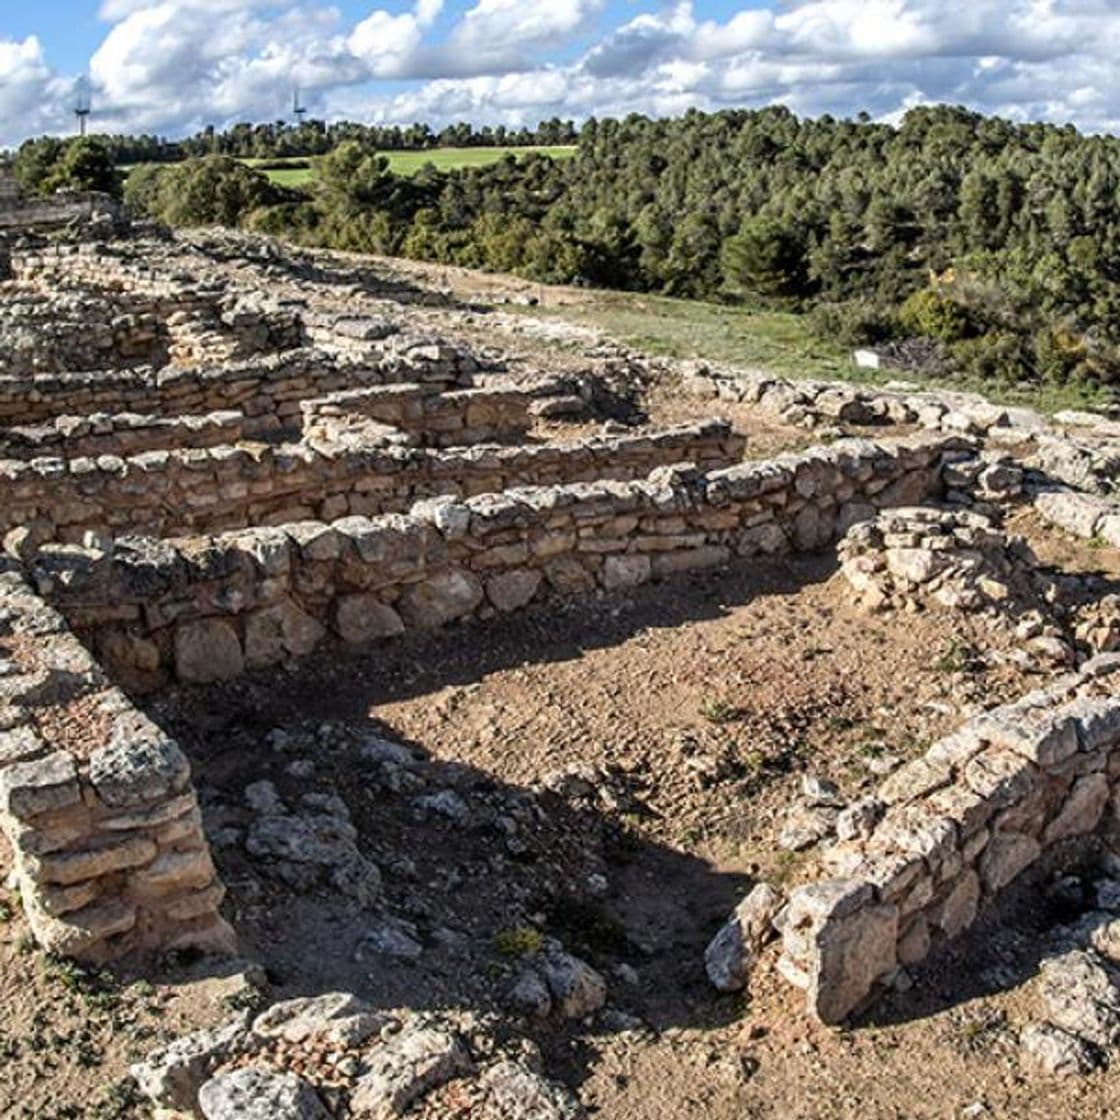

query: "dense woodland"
xmin=13 ymin=106 xmax=1120 ymax=387
xmin=93 ymin=118 xmax=579 ymax=166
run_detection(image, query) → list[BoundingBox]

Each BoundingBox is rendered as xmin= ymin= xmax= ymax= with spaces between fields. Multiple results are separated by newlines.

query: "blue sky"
xmin=1 ymin=2 xmax=1118 ymax=146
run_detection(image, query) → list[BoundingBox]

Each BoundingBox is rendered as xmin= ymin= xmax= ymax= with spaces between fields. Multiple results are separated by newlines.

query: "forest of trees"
xmin=92 ymin=118 xmax=579 ymax=166
xmin=14 ymin=105 xmax=1120 ymax=389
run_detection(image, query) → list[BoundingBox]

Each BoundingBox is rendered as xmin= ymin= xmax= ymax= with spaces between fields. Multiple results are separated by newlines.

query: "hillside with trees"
xmin=16 ymin=105 xmax=1120 ymax=389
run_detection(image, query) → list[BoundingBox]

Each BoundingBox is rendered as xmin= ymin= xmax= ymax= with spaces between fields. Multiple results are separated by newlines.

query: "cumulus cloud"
xmin=7 ymin=1 xmax=1120 ymax=147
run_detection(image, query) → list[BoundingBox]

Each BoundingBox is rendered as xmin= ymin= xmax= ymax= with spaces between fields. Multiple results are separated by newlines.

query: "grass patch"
xmin=527 ymin=289 xmax=1116 ymax=417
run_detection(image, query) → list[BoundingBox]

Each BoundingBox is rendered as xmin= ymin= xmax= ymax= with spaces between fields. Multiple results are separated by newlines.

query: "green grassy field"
xmin=230 ymin=145 xmax=577 ymax=187
xmin=532 ymin=289 xmax=1114 ymax=416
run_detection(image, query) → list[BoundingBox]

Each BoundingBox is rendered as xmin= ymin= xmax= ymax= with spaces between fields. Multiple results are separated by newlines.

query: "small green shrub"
xmin=899 ymin=289 xmax=974 ymax=343
xmin=493 ymin=925 xmax=544 ymax=957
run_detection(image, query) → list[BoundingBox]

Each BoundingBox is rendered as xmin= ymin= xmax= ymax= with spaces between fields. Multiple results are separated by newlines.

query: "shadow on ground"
xmin=135 ymin=556 xmax=836 ymax=1088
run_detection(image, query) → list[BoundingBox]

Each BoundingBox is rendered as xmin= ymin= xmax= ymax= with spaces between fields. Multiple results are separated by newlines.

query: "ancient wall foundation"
xmin=2 ymin=419 xmax=744 ymax=544
xmin=300 ymin=384 xmax=532 ymax=448
xmin=778 ymin=657 xmax=1120 ymax=1024
xmin=0 ymin=564 xmax=232 ymax=963
xmin=33 ymin=433 xmax=961 ymax=692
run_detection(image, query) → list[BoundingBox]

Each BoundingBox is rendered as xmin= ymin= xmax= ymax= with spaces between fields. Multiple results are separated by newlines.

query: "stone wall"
xmin=34 ymin=433 xmax=961 ymax=692
xmin=301 ymin=384 xmax=531 ymax=448
xmin=778 ymin=657 xmax=1120 ymax=1024
xmin=2 ymin=420 xmax=744 ymax=544
xmin=1 ymin=277 xmax=305 ymax=377
xmin=0 ymin=409 xmax=256 ymax=460
xmin=0 ymin=345 xmax=471 ymax=429
xmin=0 ymin=564 xmax=232 ymax=963
xmin=0 ymin=191 xmax=124 ymax=233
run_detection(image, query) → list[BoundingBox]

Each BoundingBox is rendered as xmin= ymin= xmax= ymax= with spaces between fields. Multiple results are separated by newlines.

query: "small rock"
xmin=1019 ymin=1021 xmax=1101 ymax=1078
xmin=506 ymin=969 xmax=553 ymax=1018
xmin=245 ymin=780 xmax=282 ymax=815
xmin=413 ymin=789 xmax=469 ymax=824
xmin=1097 ymin=879 xmax=1120 ymax=912
xmin=800 ymin=775 xmax=845 ymax=809
xmin=359 ymin=735 xmax=420 ymax=769
xmin=198 ymin=1066 xmax=328 ymax=1120
xmin=356 ymin=920 xmax=424 ymax=962
xmin=541 ymin=951 xmax=607 ymax=1019
xmin=778 ymin=805 xmax=838 ymax=851
xmin=704 ymin=882 xmax=783 ymax=992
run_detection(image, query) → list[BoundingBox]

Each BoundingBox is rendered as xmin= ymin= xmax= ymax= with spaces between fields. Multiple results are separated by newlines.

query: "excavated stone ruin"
xmin=10 ymin=224 xmax=1120 ymax=1113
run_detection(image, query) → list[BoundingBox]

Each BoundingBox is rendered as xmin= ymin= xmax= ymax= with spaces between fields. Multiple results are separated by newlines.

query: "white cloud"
xmin=7 ymin=1 xmax=1120 ymax=148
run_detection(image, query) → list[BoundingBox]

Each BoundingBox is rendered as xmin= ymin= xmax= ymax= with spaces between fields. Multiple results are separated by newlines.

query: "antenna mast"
xmin=74 ymin=76 xmax=92 ymax=137
xmin=293 ymin=86 xmax=307 ymax=124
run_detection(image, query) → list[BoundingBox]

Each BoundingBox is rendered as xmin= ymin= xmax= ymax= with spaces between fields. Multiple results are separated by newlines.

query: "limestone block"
xmin=979 ymin=831 xmax=1040 ymax=893
xmin=704 ymin=882 xmax=783 ymax=992
xmin=175 ymin=619 xmax=244 ymax=684
xmin=1044 ymin=772 xmax=1110 ymax=845
xmin=651 ymin=545 xmax=729 ymax=577
xmin=89 ymin=728 xmax=190 ymax=808
xmin=780 ymin=879 xmax=898 ymax=1024
xmin=131 ymin=1011 xmax=253 ymax=1113
xmin=0 ymin=725 xmax=45 ymax=765
xmin=398 ymin=569 xmax=484 ymax=629
xmin=244 ymin=600 xmax=325 ymax=668
xmin=25 ymin=897 xmax=137 ymax=958
xmin=351 ymin=1025 xmax=471 ymax=1119
xmin=486 ymin=569 xmax=542 ymax=613
xmin=932 ymin=870 xmax=981 ymax=938
xmin=198 ymin=1066 xmax=328 ymax=1120
xmin=0 ymin=750 xmax=79 ymax=819
xmin=130 ymin=847 xmax=215 ymax=896
xmin=37 ymin=834 xmax=158 ymax=886
xmin=334 ymin=595 xmax=405 ymax=644
xmin=601 ymin=554 xmax=651 ymax=590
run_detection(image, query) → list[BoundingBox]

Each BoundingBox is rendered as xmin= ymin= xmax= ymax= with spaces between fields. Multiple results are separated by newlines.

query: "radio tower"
xmin=74 ymin=76 xmax=92 ymax=137
xmin=292 ymin=86 xmax=307 ymax=124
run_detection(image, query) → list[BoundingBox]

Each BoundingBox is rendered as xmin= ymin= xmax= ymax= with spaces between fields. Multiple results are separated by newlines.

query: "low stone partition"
xmin=301 ymin=384 xmax=531 ymax=448
xmin=0 ymin=409 xmax=259 ymax=460
xmin=0 ymin=564 xmax=232 ymax=963
xmin=778 ymin=657 xmax=1120 ymax=1024
xmin=33 ymin=433 xmax=962 ymax=692
xmin=1032 ymin=487 xmax=1120 ymax=547
xmin=682 ymin=361 xmax=1050 ymax=436
xmin=0 ymin=190 xmax=124 ymax=233
xmin=1 ymin=420 xmax=745 ymax=544
xmin=0 ymin=287 xmax=174 ymax=375
xmin=0 ymin=341 xmax=473 ymax=429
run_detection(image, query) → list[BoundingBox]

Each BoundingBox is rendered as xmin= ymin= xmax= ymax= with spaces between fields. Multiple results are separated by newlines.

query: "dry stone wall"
xmin=778 ymin=656 xmax=1120 ymax=1024
xmin=33 ymin=433 xmax=962 ymax=692
xmin=0 ymin=408 xmax=254 ymax=460
xmin=0 ymin=191 xmax=123 ymax=233
xmin=2 ymin=420 xmax=744 ymax=544
xmin=0 ymin=346 xmax=470 ymax=429
xmin=0 ymin=563 xmax=232 ymax=963
xmin=301 ymin=384 xmax=531 ymax=448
